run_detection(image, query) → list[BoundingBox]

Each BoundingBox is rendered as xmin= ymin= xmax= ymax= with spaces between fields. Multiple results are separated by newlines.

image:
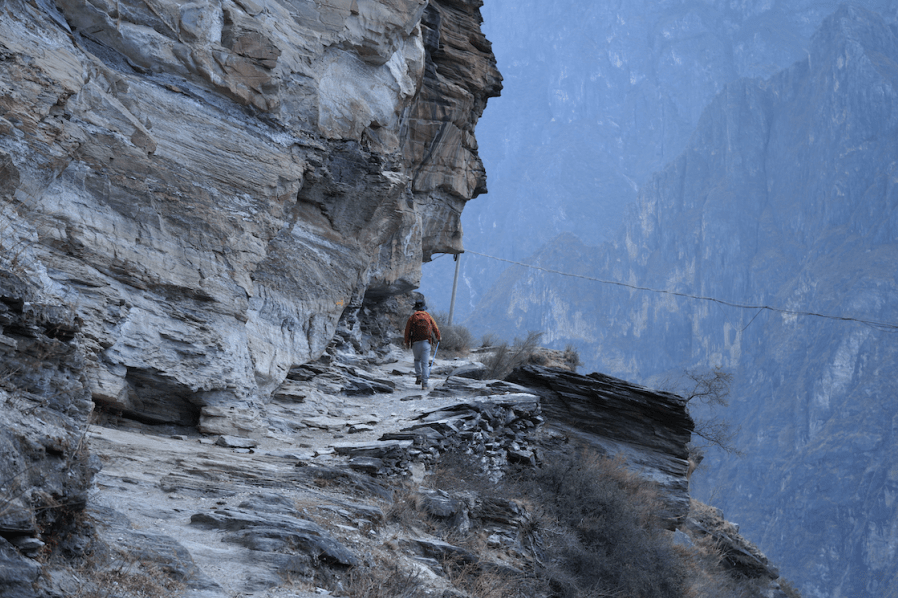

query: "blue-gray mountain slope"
xmin=419 ymin=0 xmax=898 ymax=324
xmin=467 ymin=7 xmax=898 ymax=597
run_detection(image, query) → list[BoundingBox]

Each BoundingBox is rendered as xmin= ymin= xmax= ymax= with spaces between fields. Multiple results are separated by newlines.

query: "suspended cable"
xmin=464 ymin=250 xmax=898 ymax=332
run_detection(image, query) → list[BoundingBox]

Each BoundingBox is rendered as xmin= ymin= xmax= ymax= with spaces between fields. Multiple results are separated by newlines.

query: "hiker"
xmin=403 ymin=298 xmax=441 ymax=390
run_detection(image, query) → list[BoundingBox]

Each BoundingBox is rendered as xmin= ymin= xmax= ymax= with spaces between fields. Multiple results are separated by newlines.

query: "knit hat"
xmin=414 ymin=298 xmax=427 ymax=310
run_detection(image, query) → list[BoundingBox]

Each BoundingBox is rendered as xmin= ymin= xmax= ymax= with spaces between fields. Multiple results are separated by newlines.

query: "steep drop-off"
xmin=0 ymin=2 xmax=806 ymax=596
xmin=469 ymin=7 xmax=898 ymax=597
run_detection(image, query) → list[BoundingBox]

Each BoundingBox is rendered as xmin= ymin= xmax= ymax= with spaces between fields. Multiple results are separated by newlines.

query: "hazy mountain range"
xmin=420 ymin=2 xmax=898 ymax=597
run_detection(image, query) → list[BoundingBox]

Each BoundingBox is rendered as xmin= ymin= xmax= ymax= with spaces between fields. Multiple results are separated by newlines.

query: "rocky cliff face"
xmin=0 ymin=1 xmax=800 ymax=596
xmin=0 ymin=0 xmax=500 ymax=435
xmin=0 ymin=271 xmax=95 ymax=586
xmin=469 ymin=6 xmax=898 ymax=597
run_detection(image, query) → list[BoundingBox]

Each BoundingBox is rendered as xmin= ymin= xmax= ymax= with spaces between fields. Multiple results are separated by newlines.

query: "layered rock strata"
xmin=0 ymin=0 xmax=500 ymax=433
xmin=0 ymin=270 xmax=95 ymax=595
xmin=507 ymin=364 xmax=694 ymax=526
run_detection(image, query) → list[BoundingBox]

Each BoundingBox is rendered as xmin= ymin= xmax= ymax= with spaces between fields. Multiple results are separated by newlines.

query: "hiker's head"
xmin=414 ymin=299 xmax=427 ymax=311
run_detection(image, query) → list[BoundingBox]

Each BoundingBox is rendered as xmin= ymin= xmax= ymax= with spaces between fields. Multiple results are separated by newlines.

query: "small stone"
xmin=10 ymin=536 xmax=44 ymax=553
xmin=348 ymin=424 xmax=375 ymax=434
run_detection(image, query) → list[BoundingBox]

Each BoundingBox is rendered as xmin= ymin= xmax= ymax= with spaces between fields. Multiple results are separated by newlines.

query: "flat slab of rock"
xmin=301 ymin=416 xmax=347 ymax=431
xmin=215 ymin=435 xmax=259 ymax=449
xmin=190 ymin=508 xmax=358 ymax=567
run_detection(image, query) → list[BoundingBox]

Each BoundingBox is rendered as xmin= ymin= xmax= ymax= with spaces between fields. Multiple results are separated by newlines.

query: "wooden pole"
xmin=448 ymin=254 xmax=460 ymax=326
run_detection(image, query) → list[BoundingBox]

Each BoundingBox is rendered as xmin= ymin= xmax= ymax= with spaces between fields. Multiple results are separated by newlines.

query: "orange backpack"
xmin=408 ymin=311 xmax=433 ymax=341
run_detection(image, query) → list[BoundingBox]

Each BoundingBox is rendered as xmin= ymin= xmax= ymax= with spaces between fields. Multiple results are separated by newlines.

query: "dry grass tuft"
xmin=446 ymin=561 xmax=534 ymax=598
xmin=481 ymin=331 xmax=543 ymax=380
xmin=432 ymin=312 xmax=474 ymax=357
xmin=73 ymin=550 xmax=186 ymax=598
xmin=338 ymin=558 xmax=429 ymax=598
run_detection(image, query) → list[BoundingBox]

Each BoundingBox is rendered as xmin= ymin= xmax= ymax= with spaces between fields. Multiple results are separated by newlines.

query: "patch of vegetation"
xmin=432 ymin=311 xmax=473 ymax=357
xmin=509 ymin=450 xmax=684 ymax=598
xmin=421 ymin=447 xmax=798 ymax=598
xmin=562 ymin=343 xmax=582 ymax=372
xmin=73 ymin=551 xmax=186 ymax=598
xmin=339 ymin=558 xmax=428 ymax=598
xmin=481 ymin=331 xmax=543 ymax=380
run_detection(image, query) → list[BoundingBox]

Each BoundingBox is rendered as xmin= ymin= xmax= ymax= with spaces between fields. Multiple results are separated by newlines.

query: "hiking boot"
xmin=415 ymin=376 xmax=421 ymax=385
xmin=421 ymin=380 xmax=428 ymax=390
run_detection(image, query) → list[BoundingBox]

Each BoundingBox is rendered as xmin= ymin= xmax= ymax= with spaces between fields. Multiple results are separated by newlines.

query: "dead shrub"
xmin=432 ymin=312 xmax=473 ymax=357
xmin=676 ymin=535 xmax=783 ymax=598
xmin=338 ymin=558 xmax=428 ymax=598
xmin=481 ymin=331 xmax=543 ymax=380
xmin=506 ymin=449 xmax=684 ymax=598
xmin=445 ymin=561 xmax=535 ymax=598
xmin=480 ymin=332 xmax=497 ymax=348
xmin=562 ymin=343 xmax=582 ymax=372
xmin=74 ymin=550 xmax=185 ymax=598
xmin=385 ymin=484 xmax=427 ymax=530
xmin=427 ymin=449 xmax=494 ymax=494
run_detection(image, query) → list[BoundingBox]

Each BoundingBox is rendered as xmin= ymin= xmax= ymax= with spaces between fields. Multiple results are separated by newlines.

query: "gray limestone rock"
xmin=215 ymin=435 xmax=258 ymax=449
xmin=0 ymin=0 xmax=499 ymax=432
xmin=0 ymin=537 xmax=41 ymax=598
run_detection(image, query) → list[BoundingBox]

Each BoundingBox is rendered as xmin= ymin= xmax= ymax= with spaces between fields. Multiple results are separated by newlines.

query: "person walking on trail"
xmin=404 ymin=299 xmax=441 ymax=390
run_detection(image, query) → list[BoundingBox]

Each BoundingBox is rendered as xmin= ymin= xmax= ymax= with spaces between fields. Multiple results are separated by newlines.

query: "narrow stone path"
xmin=84 ymin=350 xmax=539 ymax=597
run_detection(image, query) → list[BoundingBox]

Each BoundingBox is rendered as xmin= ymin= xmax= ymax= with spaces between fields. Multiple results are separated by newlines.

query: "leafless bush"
xmin=507 ymin=450 xmax=684 ymax=598
xmin=426 ymin=447 xmax=784 ymax=598
xmin=481 ymin=331 xmax=543 ymax=380
xmin=445 ymin=561 xmax=535 ymax=598
xmin=432 ymin=312 xmax=473 ymax=357
xmin=562 ymin=343 xmax=582 ymax=372
xmin=664 ymin=367 xmax=741 ymax=458
xmin=73 ymin=549 xmax=186 ymax=598
xmin=339 ymin=558 xmax=428 ymax=598
xmin=480 ymin=332 xmax=497 ymax=348
xmin=385 ymin=484 xmax=425 ymax=529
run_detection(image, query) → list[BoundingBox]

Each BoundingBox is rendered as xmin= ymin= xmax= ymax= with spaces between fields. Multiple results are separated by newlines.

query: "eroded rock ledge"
xmin=507 ymin=364 xmax=694 ymax=526
xmin=0 ymin=0 xmax=500 ymax=431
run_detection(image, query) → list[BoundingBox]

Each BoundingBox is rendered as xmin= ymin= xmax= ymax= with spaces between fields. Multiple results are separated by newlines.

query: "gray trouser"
xmin=412 ymin=340 xmax=431 ymax=383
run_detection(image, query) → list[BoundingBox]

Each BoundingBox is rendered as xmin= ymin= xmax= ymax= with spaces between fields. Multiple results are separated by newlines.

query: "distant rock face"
xmin=420 ymin=0 xmax=898 ymax=323
xmin=470 ymin=6 xmax=898 ymax=597
xmin=0 ymin=0 xmax=500 ymax=430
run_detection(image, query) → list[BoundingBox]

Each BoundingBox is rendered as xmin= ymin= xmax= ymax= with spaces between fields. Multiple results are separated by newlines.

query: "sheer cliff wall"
xmin=0 ymin=0 xmax=500 ymax=434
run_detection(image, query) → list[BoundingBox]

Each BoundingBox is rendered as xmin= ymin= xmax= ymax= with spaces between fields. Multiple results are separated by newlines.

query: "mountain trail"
xmin=83 ymin=350 xmax=533 ymax=597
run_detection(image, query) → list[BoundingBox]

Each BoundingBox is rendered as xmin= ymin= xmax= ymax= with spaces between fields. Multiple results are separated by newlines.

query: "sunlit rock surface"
xmin=0 ymin=0 xmax=500 ymax=431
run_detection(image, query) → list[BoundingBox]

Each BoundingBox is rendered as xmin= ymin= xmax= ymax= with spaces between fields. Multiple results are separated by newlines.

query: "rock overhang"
xmin=0 ymin=0 xmax=500 ymax=427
